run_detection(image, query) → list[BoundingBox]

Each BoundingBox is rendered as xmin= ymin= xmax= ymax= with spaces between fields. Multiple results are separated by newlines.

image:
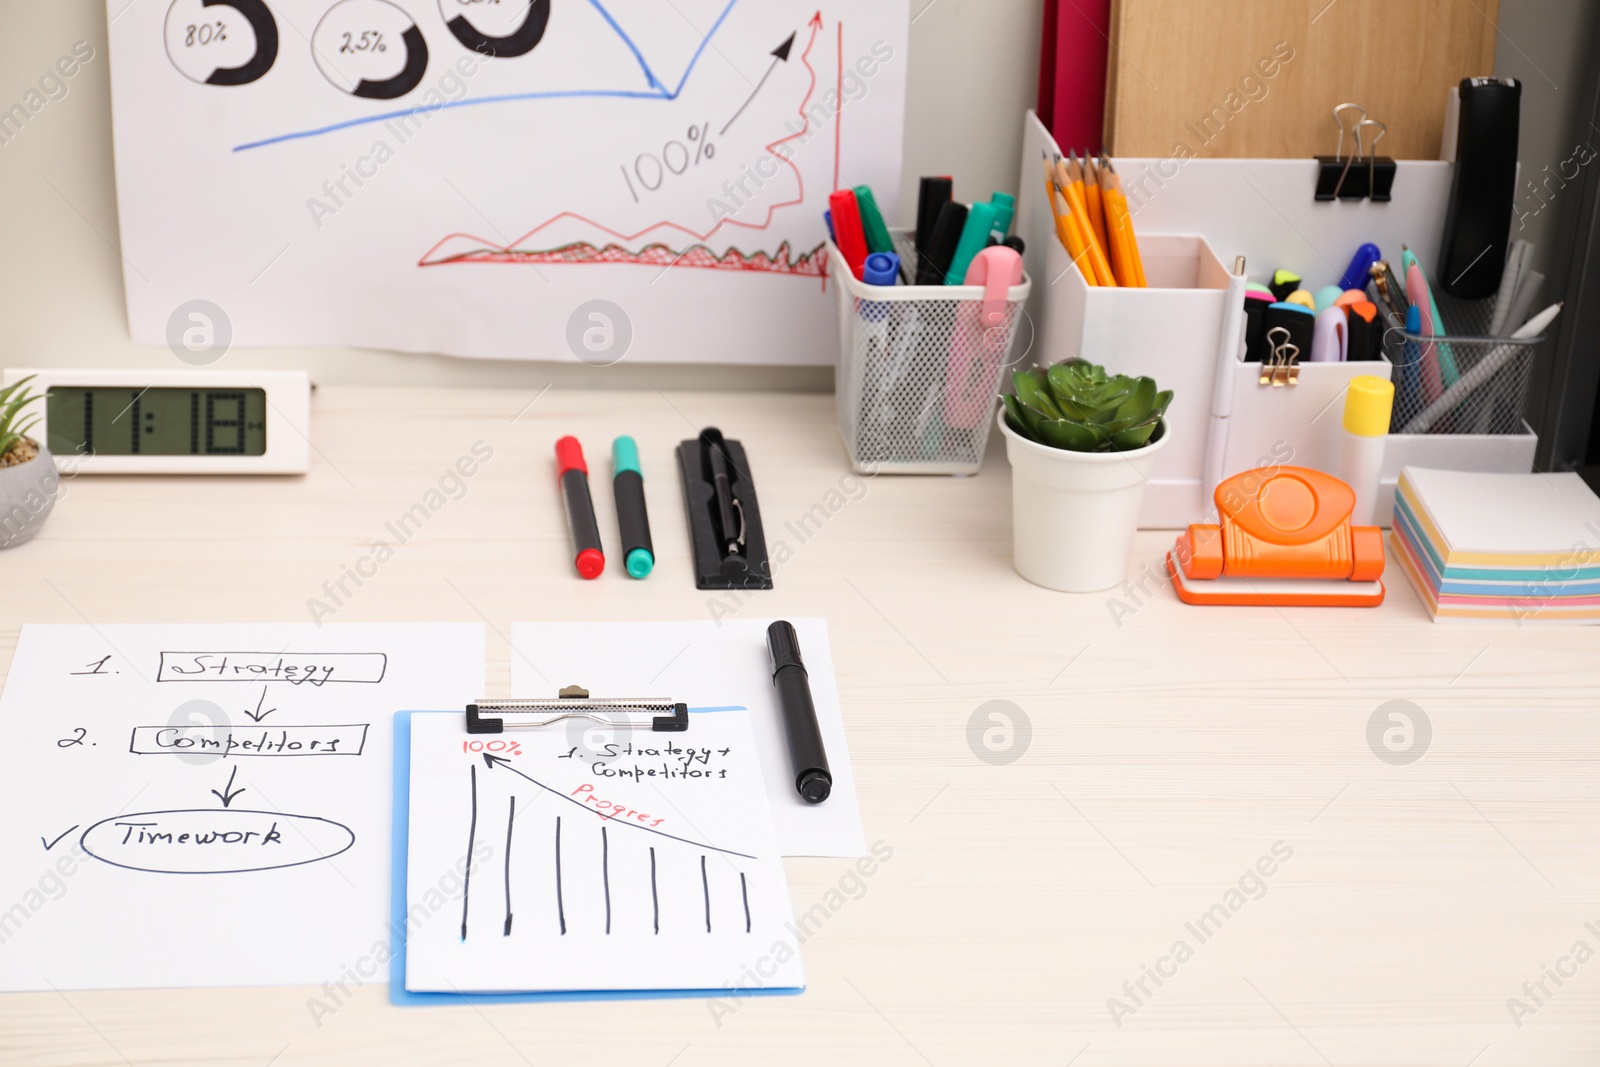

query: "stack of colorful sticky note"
xmin=1391 ymin=467 xmax=1600 ymax=623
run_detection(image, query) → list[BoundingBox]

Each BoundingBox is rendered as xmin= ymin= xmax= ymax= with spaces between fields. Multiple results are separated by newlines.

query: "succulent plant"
xmin=0 ymin=375 xmax=42 ymax=461
xmin=1002 ymin=358 xmax=1172 ymax=453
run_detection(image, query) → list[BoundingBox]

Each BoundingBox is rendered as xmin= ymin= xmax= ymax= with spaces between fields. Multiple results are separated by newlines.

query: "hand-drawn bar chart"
xmin=403 ymin=711 xmax=803 ymax=994
xmin=462 ymin=756 xmax=759 ymax=941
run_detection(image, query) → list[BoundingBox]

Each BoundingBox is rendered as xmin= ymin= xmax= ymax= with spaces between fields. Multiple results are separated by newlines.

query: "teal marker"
xmin=945 ymin=200 xmax=997 ymax=285
xmin=987 ymin=192 xmax=1016 ymax=238
xmin=612 ymin=436 xmax=655 ymax=579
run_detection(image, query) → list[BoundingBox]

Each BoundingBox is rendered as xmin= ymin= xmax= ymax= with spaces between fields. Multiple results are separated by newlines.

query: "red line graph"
xmin=418 ymin=13 xmax=836 ymax=275
xmin=424 ymin=240 xmax=827 ymax=274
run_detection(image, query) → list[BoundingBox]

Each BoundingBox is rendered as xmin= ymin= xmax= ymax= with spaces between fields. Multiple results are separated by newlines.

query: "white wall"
xmin=0 ymin=0 xmax=1044 ymax=391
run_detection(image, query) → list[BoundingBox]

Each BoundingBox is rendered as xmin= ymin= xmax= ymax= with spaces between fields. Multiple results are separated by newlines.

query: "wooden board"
xmin=1104 ymin=0 xmax=1499 ymax=160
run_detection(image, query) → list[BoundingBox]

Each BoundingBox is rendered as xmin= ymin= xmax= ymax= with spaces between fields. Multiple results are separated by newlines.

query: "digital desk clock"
xmin=0 ymin=369 xmax=310 ymax=474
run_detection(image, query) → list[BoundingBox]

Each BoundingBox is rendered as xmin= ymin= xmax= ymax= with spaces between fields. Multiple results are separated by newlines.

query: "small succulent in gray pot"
xmin=0 ymin=375 xmax=60 ymax=549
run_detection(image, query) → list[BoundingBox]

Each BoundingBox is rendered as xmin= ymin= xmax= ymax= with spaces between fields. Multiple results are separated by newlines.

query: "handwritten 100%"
xmin=621 ymin=122 xmax=715 ymax=202
xmin=462 ymin=738 xmax=523 ymax=755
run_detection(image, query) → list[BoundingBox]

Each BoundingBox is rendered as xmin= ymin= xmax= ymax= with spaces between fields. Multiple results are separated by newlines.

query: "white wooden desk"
xmin=2 ymin=387 xmax=1597 ymax=1066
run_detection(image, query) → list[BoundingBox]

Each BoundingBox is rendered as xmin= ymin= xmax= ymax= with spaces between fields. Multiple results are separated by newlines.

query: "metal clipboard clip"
xmin=466 ymin=686 xmax=689 ymax=734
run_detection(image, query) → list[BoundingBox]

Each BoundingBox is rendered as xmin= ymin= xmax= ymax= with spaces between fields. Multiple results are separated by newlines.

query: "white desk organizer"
xmin=1015 ymin=110 xmax=1536 ymax=529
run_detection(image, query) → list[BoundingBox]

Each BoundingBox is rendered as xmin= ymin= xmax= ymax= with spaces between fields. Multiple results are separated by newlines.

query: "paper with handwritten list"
xmin=403 ymin=710 xmax=802 ymax=995
xmin=0 ymin=623 xmax=483 ymax=991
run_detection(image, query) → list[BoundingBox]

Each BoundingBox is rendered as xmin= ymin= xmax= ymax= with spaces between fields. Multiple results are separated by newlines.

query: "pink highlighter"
xmin=943 ymin=246 xmax=1025 ymax=429
xmin=1406 ymin=261 xmax=1443 ymax=404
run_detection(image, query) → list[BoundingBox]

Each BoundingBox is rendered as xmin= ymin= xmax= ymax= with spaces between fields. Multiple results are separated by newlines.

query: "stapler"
xmin=1167 ymin=466 xmax=1385 ymax=606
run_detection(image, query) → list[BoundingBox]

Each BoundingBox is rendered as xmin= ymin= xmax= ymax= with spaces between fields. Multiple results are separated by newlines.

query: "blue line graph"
xmin=584 ymin=0 xmax=661 ymax=90
xmin=232 ymin=0 xmax=739 ymax=152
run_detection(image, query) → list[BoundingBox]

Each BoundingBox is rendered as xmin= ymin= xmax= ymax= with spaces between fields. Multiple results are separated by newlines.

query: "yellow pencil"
xmin=1099 ymin=164 xmax=1140 ymax=287
xmin=1066 ymin=192 xmax=1117 ymax=288
xmin=1094 ymin=162 xmax=1126 ymax=285
xmin=1043 ymin=158 xmax=1098 ymax=285
xmin=1107 ymin=197 xmax=1136 ymax=288
xmin=1066 ymin=153 xmax=1116 ymax=285
xmin=1061 ymin=197 xmax=1104 ymax=286
xmin=1103 ymin=159 xmax=1147 ymax=287
xmin=1082 ymin=154 xmax=1108 ymax=253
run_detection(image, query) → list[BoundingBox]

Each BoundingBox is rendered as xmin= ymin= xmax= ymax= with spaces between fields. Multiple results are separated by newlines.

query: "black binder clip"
xmin=678 ymin=427 xmax=772 ymax=591
xmin=1315 ymin=105 xmax=1394 ymax=202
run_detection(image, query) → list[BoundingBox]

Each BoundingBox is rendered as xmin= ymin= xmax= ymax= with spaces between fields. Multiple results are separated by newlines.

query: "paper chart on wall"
xmin=106 ymin=0 xmax=910 ymax=365
xmin=0 ymin=623 xmax=483 ymax=991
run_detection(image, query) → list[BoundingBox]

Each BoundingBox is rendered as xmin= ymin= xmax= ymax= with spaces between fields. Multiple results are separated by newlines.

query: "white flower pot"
xmin=0 ymin=446 xmax=59 ymax=549
xmin=999 ymin=411 xmax=1169 ymax=592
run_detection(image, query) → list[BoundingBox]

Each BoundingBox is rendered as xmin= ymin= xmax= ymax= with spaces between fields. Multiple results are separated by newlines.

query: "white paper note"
xmin=510 ymin=619 xmax=864 ymax=858
xmin=0 ymin=623 xmax=483 ymax=991
xmin=404 ymin=710 xmax=803 ymax=994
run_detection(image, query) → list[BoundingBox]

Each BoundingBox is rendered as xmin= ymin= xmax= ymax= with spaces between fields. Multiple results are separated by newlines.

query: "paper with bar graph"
xmin=402 ymin=709 xmax=802 ymax=994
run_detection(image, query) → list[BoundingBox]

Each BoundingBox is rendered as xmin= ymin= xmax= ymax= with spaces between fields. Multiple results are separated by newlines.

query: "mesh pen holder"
xmin=830 ymin=235 xmax=1032 ymax=474
xmin=1382 ymin=292 xmax=1543 ymax=436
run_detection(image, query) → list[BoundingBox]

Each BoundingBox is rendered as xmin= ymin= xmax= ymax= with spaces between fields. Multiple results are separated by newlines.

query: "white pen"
xmin=1510 ymin=301 xmax=1563 ymax=339
xmin=1204 ymin=256 xmax=1249 ymax=500
xmin=1400 ymin=302 xmax=1563 ymax=434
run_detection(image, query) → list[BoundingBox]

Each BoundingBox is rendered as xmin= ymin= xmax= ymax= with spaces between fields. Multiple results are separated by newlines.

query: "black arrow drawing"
xmin=479 ymin=754 xmax=755 ymax=859
xmin=41 ymin=826 xmax=79 ymax=851
xmin=242 ymin=686 xmax=276 ymax=722
xmin=719 ymin=29 xmax=799 ymax=136
xmin=211 ymin=766 xmax=246 ymax=808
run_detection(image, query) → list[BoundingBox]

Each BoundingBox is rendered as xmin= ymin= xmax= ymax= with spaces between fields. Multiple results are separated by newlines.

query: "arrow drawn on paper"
xmin=211 ymin=766 xmax=247 ymax=808
xmin=242 ymin=686 xmax=276 ymax=722
xmin=719 ymin=28 xmax=800 ymax=136
xmin=479 ymin=754 xmax=754 ymax=859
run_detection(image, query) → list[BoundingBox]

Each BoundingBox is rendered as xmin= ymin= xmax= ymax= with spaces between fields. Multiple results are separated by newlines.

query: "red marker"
xmin=827 ymin=189 xmax=869 ymax=280
xmin=556 ymin=436 xmax=604 ymax=579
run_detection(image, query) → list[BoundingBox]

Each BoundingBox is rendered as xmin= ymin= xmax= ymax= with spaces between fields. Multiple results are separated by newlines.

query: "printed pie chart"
xmin=164 ymin=0 xmax=279 ymax=86
xmin=439 ymin=0 xmax=551 ymax=58
xmin=312 ymin=0 xmax=430 ymax=100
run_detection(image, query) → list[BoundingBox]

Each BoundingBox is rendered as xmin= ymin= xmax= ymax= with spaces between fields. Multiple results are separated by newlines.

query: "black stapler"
xmin=677 ymin=427 xmax=772 ymax=590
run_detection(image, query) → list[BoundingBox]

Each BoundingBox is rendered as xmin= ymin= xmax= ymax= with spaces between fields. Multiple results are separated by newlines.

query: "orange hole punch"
xmin=1167 ymin=467 xmax=1386 ymax=607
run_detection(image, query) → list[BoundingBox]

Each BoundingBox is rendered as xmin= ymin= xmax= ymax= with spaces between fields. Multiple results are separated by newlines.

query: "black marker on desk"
xmin=765 ymin=620 xmax=831 ymax=804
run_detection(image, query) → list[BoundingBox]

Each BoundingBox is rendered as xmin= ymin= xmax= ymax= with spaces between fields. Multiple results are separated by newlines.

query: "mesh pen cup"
xmin=830 ymin=237 xmax=1032 ymax=475
xmin=1381 ymin=292 xmax=1542 ymax=436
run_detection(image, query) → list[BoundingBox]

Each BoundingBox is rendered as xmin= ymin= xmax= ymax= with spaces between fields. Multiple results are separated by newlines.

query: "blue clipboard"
xmin=390 ymin=710 xmax=802 ymax=1005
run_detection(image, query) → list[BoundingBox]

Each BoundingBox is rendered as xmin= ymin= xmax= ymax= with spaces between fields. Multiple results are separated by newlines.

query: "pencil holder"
xmin=1023 ymin=227 xmax=1259 ymax=526
xmin=1368 ymin=291 xmax=1541 ymax=525
xmin=829 ymin=235 xmax=1032 ymax=475
xmin=1381 ymin=293 xmax=1541 ymax=437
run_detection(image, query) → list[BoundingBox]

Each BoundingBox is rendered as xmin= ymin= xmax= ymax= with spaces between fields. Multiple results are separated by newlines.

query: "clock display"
xmin=46 ymin=387 xmax=268 ymax=457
